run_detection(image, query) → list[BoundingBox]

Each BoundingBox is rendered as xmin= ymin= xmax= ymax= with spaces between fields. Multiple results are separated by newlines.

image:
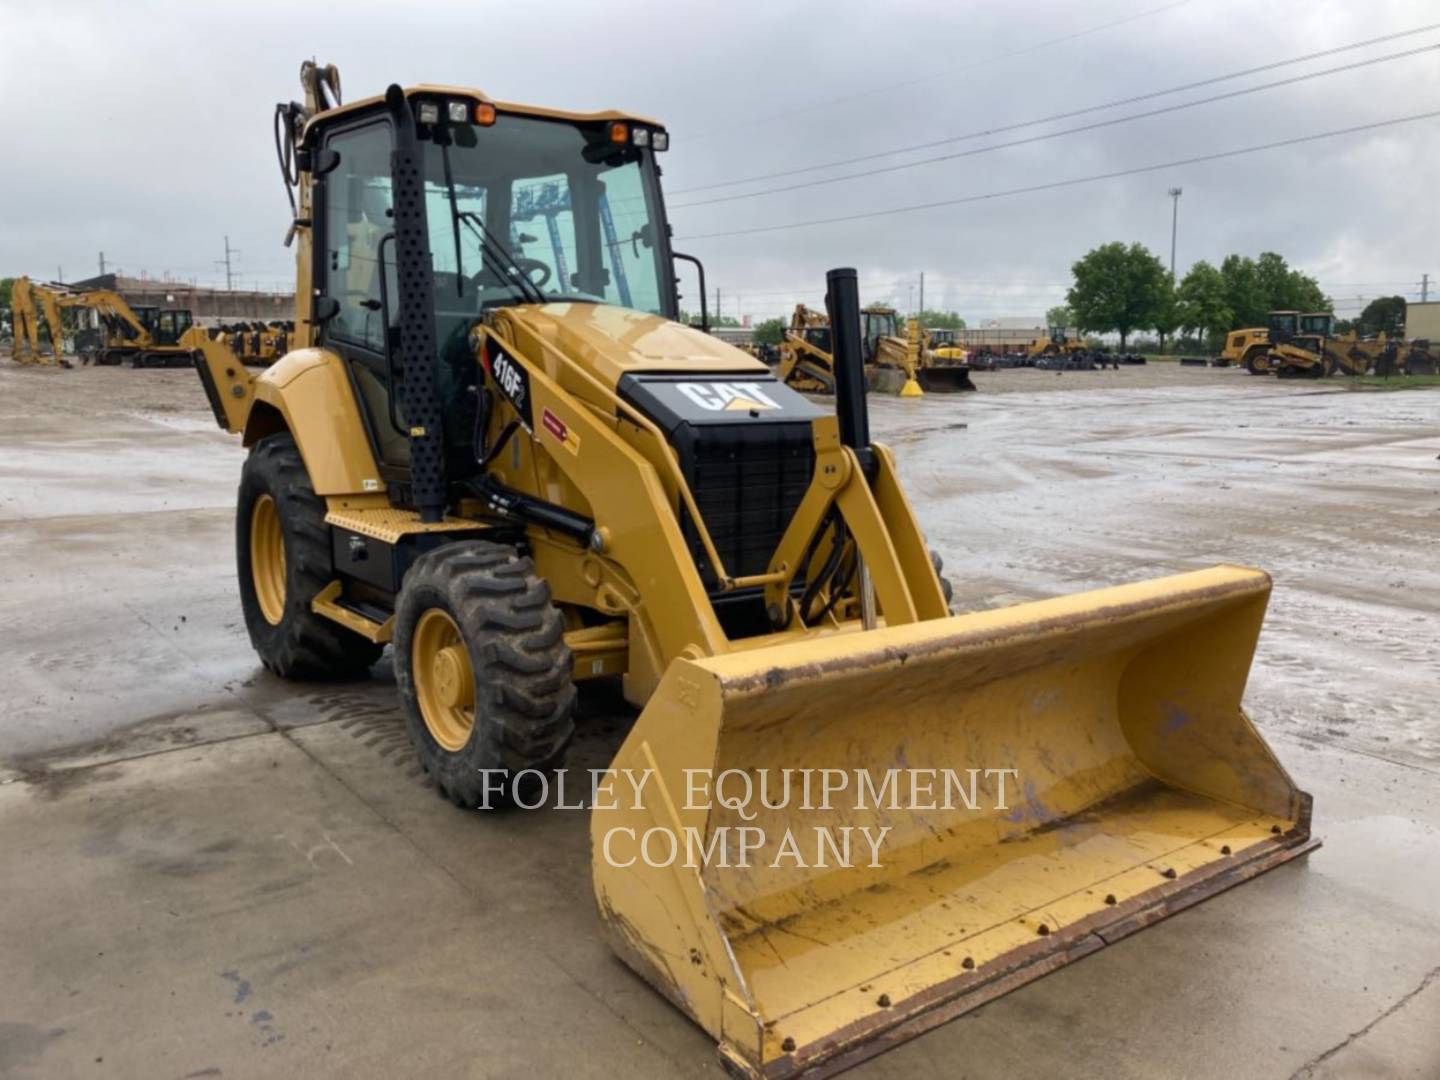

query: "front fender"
xmin=244 ymin=348 xmax=381 ymax=496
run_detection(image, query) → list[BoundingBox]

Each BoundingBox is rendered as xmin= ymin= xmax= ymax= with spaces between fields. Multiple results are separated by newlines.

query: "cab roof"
xmin=303 ymin=83 xmax=663 ymax=143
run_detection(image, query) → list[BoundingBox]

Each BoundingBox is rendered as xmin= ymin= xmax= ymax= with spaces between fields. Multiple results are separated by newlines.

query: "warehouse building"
xmin=62 ymin=273 xmax=294 ymax=324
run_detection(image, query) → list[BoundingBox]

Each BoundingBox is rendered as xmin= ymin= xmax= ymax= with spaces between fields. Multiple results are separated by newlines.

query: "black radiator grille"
xmin=680 ymin=423 xmax=815 ymax=589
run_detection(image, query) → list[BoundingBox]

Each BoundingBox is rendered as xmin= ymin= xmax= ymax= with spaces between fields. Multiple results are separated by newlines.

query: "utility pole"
xmin=918 ymin=272 xmax=925 ymax=318
xmin=57 ymin=266 xmax=63 ymax=283
xmin=219 ymin=236 xmax=238 ymax=291
xmin=1167 ymin=188 xmax=1183 ymax=279
xmin=715 ymin=286 xmax=721 ymax=324
xmin=1422 ymin=273 xmax=1430 ymax=302
xmin=99 ymin=251 xmax=106 ymax=277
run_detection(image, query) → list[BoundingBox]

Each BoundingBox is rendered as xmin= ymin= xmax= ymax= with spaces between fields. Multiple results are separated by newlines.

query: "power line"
xmin=672 ymin=42 xmax=1440 ymax=211
xmin=689 ymin=0 xmax=1195 ymax=141
xmin=673 ymin=22 xmax=1440 ymax=196
xmin=678 ymin=109 xmax=1440 ymax=242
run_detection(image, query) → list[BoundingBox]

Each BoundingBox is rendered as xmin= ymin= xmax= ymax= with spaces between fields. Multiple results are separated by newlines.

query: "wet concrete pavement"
xmin=1 ymin=362 xmax=1437 ymax=1078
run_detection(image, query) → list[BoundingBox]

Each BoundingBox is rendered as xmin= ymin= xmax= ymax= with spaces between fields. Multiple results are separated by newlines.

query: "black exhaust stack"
xmin=386 ymin=85 xmax=447 ymax=523
xmin=825 ymin=267 xmax=874 ymax=476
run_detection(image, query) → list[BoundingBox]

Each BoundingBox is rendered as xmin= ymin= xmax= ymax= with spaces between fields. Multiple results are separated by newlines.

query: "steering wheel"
xmin=468 ymin=257 xmax=552 ymax=293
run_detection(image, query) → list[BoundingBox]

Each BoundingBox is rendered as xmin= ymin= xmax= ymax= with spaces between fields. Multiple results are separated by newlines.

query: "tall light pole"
xmin=1167 ymin=187 xmax=1183 ymax=279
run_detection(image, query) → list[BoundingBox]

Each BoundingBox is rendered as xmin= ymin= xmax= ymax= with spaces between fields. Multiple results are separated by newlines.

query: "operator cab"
xmin=1267 ymin=310 xmax=1300 ymax=343
xmin=861 ymin=308 xmax=899 ymax=362
xmin=307 ymin=89 xmax=676 ymax=477
xmin=154 ymin=308 xmax=194 ymax=346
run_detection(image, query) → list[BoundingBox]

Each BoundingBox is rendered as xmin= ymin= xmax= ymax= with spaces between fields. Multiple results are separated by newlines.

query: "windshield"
xmin=422 ymin=113 xmax=670 ymax=317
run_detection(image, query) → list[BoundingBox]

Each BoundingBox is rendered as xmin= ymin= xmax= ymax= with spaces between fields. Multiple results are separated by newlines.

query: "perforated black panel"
xmin=389 ymin=94 xmax=447 ymax=522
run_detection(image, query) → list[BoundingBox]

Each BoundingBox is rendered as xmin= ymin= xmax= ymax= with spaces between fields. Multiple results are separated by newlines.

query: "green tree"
xmin=1066 ymin=242 xmax=1171 ymax=349
xmin=1219 ymin=254 xmax=1265 ymax=329
xmin=1045 ymin=305 xmax=1073 ymax=329
xmin=1219 ymin=252 xmax=1330 ymax=330
xmin=678 ymin=309 xmax=740 ymax=328
xmin=1176 ymin=261 xmax=1232 ymax=350
xmin=0 ymin=277 xmax=12 ymax=338
xmin=916 ymin=309 xmax=966 ymax=329
xmin=752 ymin=317 xmax=787 ymax=346
xmin=1356 ymin=295 xmax=1406 ymax=337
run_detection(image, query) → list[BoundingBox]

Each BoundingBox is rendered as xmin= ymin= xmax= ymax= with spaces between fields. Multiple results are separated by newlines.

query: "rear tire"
xmin=237 ymin=433 xmax=383 ymax=678
xmin=395 ymin=541 xmax=576 ymax=809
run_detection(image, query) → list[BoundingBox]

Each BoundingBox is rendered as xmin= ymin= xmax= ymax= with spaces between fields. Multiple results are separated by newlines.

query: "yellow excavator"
xmin=777 ymin=302 xmax=975 ymax=395
xmin=7 ymin=278 xmax=197 ymax=368
xmin=8 ymin=277 xmax=71 ymax=366
xmin=195 ymin=62 xmax=1315 ymax=1078
xmin=72 ymin=289 xmax=196 ymax=367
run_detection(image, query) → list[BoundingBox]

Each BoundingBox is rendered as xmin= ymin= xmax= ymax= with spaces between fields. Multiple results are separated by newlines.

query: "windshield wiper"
xmin=457 ymin=211 xmax=546 ymax=306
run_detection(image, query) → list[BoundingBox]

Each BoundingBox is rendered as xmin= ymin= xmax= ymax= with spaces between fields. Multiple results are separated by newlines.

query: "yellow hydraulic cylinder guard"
xmin=592 ymin=565 xmax=1315 ymax=1078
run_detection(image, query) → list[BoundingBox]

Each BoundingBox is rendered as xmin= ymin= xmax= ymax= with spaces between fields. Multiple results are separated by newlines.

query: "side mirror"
xmin=312 ymin=296 xmax=341 ymax=325
xmin=313 ymin=148 xmax=341 ymax=176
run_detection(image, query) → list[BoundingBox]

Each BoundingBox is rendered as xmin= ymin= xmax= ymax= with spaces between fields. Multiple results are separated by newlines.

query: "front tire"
xmin=237 ymin=433 xmax=383 ymax=678
xmin=395 ymin=541 xmax=576 ymax=808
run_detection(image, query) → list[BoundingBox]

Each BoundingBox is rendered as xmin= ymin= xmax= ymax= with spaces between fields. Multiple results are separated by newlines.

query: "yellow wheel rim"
xmin=413 ymin=608 xmax=475 ymax=752
xmin=250 ymin=494 xmax=286 ymax=626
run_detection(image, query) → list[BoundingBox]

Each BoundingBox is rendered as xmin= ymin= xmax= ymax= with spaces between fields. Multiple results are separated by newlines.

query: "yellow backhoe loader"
xmin=195 ymin=62 xmax=1315 ymax=1078
xmin=775 ymin=303 xmax=836 ymax=393
xmin=777 ymin=303 xmax=975 ymax=395
xmin=8 ymin=277 xmax=70 ymax=366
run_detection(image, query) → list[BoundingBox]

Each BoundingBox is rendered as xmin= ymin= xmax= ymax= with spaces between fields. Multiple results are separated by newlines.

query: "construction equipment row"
xmin=8 ymin=276 xmax=290 ymax=369
xmin=190 ymin=61 xmax=1315 ymax=1078
xmin=775 ymin=302 xmax=975 ymax=395
xmin=1220 ymin=310 xmax=1438 ymax=378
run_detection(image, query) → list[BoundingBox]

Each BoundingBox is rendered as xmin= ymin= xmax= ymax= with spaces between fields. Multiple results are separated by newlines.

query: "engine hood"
xmin=493 ymin=302 xmax=766 ymax=388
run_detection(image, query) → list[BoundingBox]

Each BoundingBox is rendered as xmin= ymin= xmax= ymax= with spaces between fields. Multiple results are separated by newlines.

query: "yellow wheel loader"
xmin=777 ymin=303 xmax=975 ymax=396
xmin=196 ymin=62 xmax=1316 ymax=1079
xmin=1219 ymin=324 xmax=1276 ymax=373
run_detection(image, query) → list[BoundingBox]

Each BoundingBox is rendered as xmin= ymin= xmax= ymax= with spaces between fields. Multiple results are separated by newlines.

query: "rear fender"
xmin=242 ymin=348 xmax=381 ymax=496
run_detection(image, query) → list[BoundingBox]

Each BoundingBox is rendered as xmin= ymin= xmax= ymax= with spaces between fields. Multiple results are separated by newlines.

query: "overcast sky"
xmin=2 ymin=0 xmax=1436 ymax=324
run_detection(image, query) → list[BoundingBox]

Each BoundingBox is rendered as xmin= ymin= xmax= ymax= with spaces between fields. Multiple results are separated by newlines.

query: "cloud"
xmin=2 ymin=0 xmax=1435 ymax=319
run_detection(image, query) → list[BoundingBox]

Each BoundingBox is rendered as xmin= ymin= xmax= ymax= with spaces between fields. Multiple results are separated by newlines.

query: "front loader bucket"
xmin=916 ymin=365 xmax=976 ymax=392
xmin=592 ymin=566 xmax=1315 ymax=1078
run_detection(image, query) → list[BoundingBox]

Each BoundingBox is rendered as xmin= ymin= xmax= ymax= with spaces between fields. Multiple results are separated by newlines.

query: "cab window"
xmin=323 ymin=122 xmax=396 ymax=353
